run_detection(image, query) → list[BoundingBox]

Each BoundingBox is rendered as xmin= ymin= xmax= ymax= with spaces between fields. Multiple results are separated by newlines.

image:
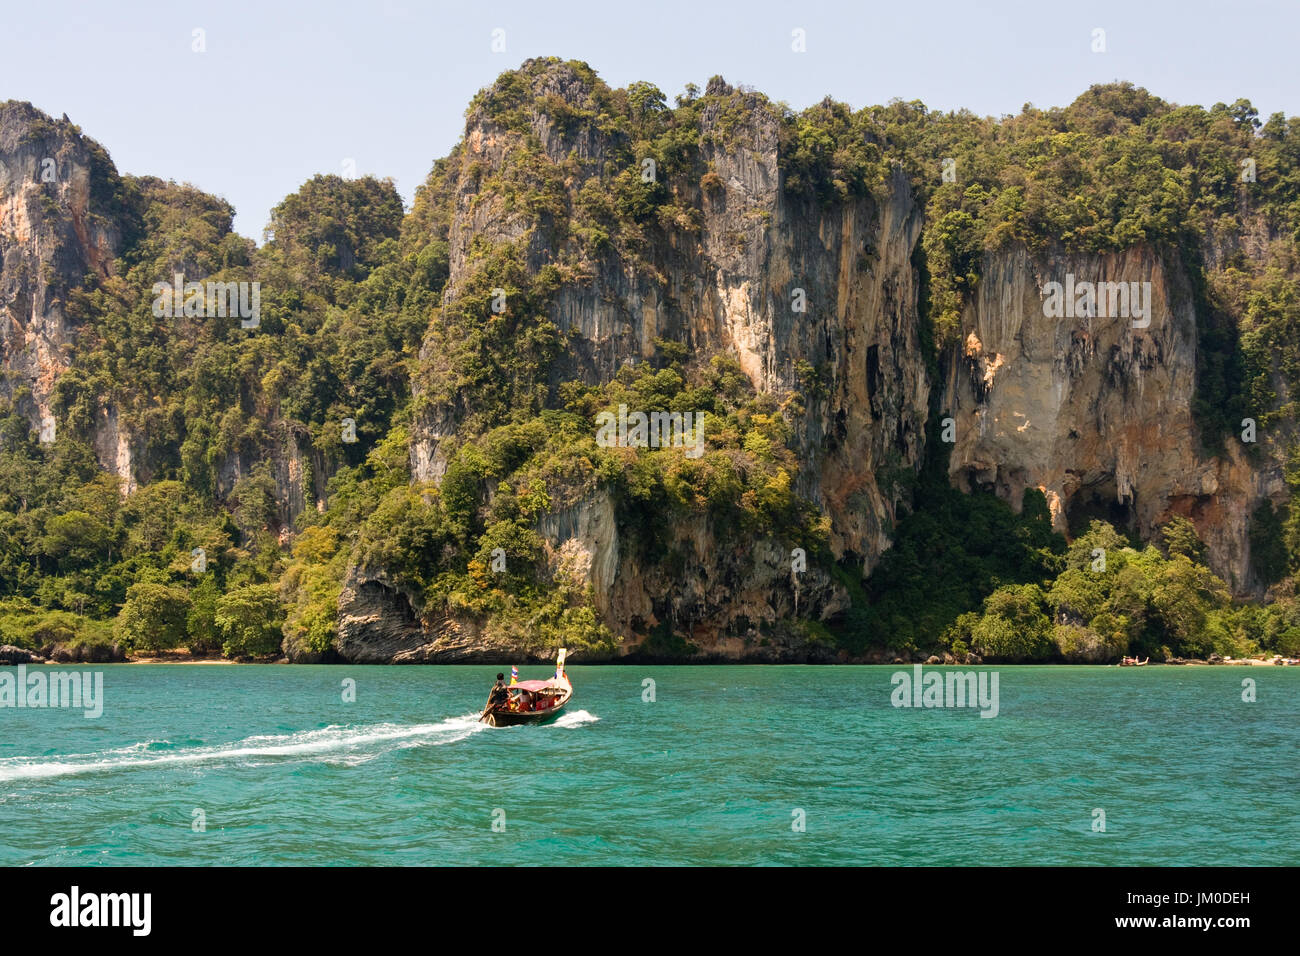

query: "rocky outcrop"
xmin=4 ymin=73 xmax=1290 ymax=662
xmin=334 ymin=574 xmax=427 ymax=663
xmin=945 ymin=244 xmax=1285 ymax=593
xmin=539 ymin=492 xmax=619 ymax=599
xmin=42 ymin=642 xmax=126 ymax=663
xmin=0 ymin=102 xmax=119 ymax=436
xmin=0 ymin=644 xmax=46 ymax=664
xmin=396 ymin=64 xmax=929 ymax=659
xmin=1 ymin=105 xmax=340 ymax=529
xmin=336 ymin=569 xmax=550 ymax=663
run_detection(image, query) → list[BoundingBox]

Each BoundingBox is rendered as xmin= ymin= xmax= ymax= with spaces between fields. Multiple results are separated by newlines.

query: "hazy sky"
xmin=2 ymin=0 xmax=1295 ymax=239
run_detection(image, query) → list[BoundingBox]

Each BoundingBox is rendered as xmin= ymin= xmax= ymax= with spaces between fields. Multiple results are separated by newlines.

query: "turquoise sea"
xmin=0 ymin=664 xmax=1294 ymax=866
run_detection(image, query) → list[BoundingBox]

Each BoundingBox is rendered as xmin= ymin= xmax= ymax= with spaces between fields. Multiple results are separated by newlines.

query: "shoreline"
xmin=4 ymin=645 xmax=1296 ymax=667
xmin=75 ymin=655 xmax=1300 ymax=667
xmin=121 ymin=657 xmax=238 ymax=665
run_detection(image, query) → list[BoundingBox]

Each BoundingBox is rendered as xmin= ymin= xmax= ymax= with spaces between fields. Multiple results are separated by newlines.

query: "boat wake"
xmin=0 ymin=715 xmax=490 ymax=784
xmin=553 ymin=709 xmax=599 ymax=728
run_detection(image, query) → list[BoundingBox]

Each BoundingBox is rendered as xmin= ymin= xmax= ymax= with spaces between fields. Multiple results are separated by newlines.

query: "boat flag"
xmin=510 ymin=666 xmax=518 ymax=685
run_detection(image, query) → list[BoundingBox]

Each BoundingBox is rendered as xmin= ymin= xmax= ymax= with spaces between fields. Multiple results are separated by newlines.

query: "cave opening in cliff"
xmin=1065 ymin=480 xmax=1135 ymax=537
xmin=866 ymin=344 xmax=880 ymax=404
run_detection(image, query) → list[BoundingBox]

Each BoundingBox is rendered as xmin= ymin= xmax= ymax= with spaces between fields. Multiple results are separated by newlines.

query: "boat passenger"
xmin=486 ymin=674 xmax=509 ymax=712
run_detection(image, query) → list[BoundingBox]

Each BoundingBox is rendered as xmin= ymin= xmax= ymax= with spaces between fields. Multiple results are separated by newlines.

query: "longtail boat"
xmin=480 ymin=649 xmax=572 ymax=727
xmin=1119 ymin=656 xmax=1149 ymax=666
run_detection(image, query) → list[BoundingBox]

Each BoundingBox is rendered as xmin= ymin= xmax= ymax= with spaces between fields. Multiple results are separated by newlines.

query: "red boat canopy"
xmin=509 ymin=680 xmax=558 ymax=692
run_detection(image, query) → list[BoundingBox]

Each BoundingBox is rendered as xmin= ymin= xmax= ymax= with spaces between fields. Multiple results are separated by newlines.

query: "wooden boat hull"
xmin=481 ymin=702 xmax=567 ymax=727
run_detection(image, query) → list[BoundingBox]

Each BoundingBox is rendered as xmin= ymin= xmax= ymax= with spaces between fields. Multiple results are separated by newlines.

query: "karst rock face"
xmin=1 ymin=66 xmax=1288 ymax=662
xmin=370 ymin=64 xmax=931 ymax=659
xmin=944 ymin=244 xmax=1282 ymax=593
xmin=0 ymin=102 xmax=119 ymax=445
xmin=0 ymin=101 xmax=330 ymax=516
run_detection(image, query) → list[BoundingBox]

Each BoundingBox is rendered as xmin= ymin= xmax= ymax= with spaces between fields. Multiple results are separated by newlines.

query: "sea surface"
xmin=0 ymin=664 xmax=1295 ymax=866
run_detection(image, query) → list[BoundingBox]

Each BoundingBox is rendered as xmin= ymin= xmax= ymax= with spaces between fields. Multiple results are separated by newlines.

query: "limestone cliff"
xmin=349 ymin=66 xmax=930 ymax=660
xmin=0 ymin=102 xmax=119 ymax=447
xmin=945 ymin=244 xmax=1284 ymax=594
xmin=0 ymin=103 xmax=338 ymax=526
xmin=2 ymin=72 xmax=1293 ymax=664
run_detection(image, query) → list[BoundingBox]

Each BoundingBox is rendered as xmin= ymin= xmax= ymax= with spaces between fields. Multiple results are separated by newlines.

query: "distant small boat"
xmin=1119 ymin=656 xmax=1149 ymax=667
xmin=480 ymin=649 xmax=572 ymax=727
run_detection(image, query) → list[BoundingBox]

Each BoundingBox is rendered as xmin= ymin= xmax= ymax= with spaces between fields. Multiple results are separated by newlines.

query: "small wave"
xmin=554 ymin=709 xmax=599 ymax=727
xmin=0 ymin=715 xmax=488 ymax=783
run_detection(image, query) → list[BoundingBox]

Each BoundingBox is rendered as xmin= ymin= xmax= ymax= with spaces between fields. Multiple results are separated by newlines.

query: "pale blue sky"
xmin=2 ymin=0 xmax=1295 ymax=239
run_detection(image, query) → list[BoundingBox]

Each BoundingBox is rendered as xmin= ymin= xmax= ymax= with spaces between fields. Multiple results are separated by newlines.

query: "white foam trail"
xmin=554 ymin=709 xmax=599 ymax=727
xmin=0 ymin=715 xmax=488 ymax=783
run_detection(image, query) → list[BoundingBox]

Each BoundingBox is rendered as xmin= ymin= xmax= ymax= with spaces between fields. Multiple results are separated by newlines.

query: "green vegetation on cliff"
xmin=1 ymin=64 xmax=1298 ymax=662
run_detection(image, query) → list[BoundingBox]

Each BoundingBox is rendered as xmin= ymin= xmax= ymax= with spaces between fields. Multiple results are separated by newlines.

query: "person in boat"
xmin=485 ymin=674 xmax=509 ymax=714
